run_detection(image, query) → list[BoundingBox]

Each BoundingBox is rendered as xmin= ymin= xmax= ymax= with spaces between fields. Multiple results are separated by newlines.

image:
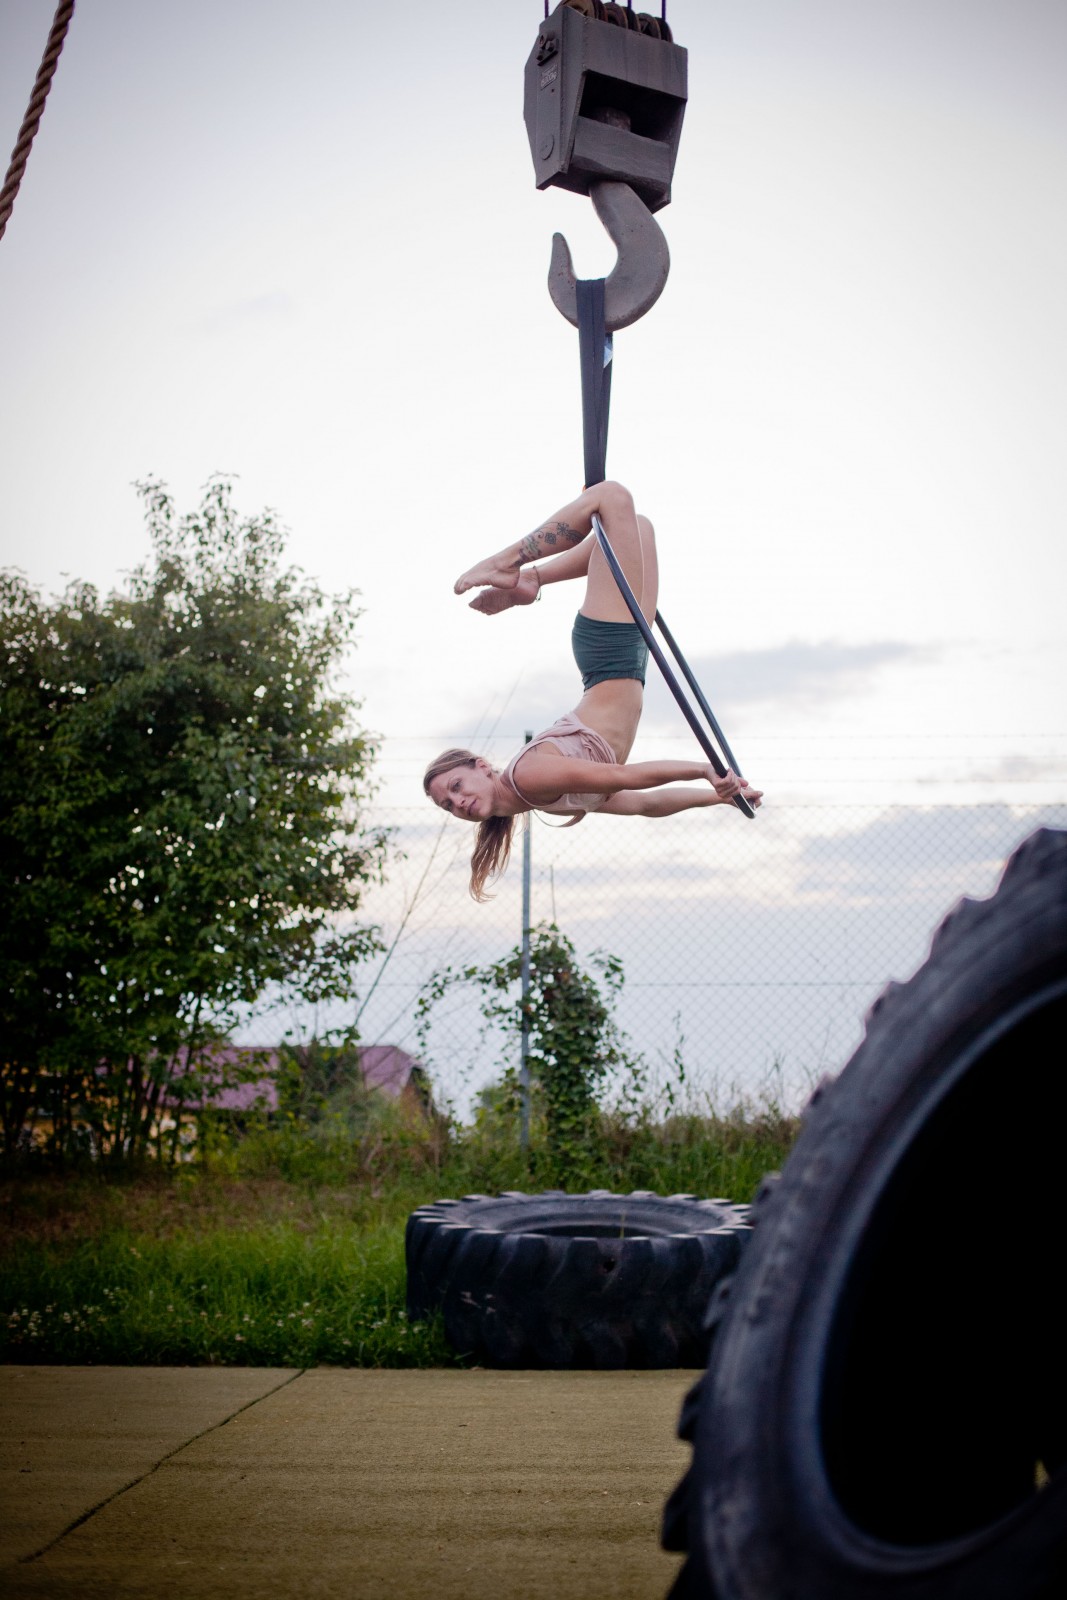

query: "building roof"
xmin=169 ymin=1043 xmax=424 ymax=1111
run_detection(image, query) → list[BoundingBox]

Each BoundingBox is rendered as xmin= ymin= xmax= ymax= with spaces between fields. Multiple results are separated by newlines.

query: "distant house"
xmin=18 ymin=1043 xmax=433 ymax=1160
xmin=168 ymin=1046 xmax=280 ymax=1114
xmin=169 ymin=1043 xmax=434 ymax=1117
xmin=359 ymin=1045 xmax=434 ymax=1111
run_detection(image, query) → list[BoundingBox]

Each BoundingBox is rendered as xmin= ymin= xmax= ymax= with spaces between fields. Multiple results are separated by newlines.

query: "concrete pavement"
xmin=1 ymin=1366 xmax=693 ymax=1599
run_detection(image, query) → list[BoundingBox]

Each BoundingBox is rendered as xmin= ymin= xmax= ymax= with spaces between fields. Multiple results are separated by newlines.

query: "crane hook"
xmin=547 ymin=179 xmax=670 ymax=332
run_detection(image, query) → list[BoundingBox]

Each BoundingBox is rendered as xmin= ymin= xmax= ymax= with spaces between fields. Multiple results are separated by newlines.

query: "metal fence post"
xmin=519 ymin=731 xmax=533 ymax=1152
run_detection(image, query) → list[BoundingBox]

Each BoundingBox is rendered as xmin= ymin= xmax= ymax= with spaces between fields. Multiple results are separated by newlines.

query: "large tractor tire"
xmin=406 ymin=1189 xmax=751 ymax=1368
xmin=663 ymin=827 xmax=1067 ymax=1599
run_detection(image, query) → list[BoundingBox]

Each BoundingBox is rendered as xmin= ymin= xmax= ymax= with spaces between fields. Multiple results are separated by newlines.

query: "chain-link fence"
xmin=236 ymin=737 xmax=1067 ymax=1118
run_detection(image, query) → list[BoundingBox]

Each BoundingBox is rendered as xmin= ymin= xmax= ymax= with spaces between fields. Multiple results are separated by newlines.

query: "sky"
xmin=1 ymin=0 xmax=1064 ymax=817
xmin=2 ymin=0 xmax=1065 ymax=1109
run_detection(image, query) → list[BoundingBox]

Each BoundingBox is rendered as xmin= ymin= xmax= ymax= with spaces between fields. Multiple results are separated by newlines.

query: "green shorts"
xmin=571 ymin=612 xmax=649 ymax=691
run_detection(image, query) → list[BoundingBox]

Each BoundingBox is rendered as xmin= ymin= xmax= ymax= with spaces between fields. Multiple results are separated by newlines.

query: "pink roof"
xmin=166 ymin=1044 xmax=421 ymax=1110
xmin=359 ymin=1045 xmax=419 ymax=1099
xmin=170 ymin=1046 xmax=281 ymax=1112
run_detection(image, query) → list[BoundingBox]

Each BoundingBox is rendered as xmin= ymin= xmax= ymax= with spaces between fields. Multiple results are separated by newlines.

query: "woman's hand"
xmin=708 ymin=767 xmax=764 ymax=809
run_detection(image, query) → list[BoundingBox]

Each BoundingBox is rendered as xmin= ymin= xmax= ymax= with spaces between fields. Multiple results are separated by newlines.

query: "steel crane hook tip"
xmin=547 ymin=180 xmax=670 ymax=332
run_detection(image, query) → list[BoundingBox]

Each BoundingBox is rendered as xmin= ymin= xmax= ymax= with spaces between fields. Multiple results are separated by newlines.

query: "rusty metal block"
xmin=524 ymin=3 xmax=687 ymax=212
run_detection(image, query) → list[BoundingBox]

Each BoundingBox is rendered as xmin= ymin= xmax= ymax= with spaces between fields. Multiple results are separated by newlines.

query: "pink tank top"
xmin=502 ymin=712 xmax=618 ymax=824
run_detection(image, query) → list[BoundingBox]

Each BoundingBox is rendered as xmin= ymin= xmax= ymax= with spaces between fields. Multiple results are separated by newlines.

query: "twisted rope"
xmin=0 ymin=0 xmax=77 ymax=244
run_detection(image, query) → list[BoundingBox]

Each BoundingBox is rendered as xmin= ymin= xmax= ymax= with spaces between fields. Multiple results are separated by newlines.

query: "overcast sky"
xmin=2 ymin=0 xmax=1064 ymax=810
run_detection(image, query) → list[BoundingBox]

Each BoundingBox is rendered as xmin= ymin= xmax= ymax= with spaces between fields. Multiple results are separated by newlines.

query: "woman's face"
xmin=427 ymin=760 xmax=497 ymax=822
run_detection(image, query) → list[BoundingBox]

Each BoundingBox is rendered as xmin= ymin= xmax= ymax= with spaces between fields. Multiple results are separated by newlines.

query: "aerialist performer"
xmin=424 ymin=480 xmax=763 ymax=900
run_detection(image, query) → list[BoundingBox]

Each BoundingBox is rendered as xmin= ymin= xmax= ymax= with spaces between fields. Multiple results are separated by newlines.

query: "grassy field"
xmin=1 ymin=1109 xmax=798 ymax=1367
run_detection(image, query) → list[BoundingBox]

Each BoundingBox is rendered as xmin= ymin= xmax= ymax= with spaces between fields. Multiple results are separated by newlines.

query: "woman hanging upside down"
xmin=424 ymin=481 xmax=763 ymax=901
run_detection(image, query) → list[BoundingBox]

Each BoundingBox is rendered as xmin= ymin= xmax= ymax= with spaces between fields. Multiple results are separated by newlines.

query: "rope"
xmin=0 ymin=0 xmax=77 ymax=245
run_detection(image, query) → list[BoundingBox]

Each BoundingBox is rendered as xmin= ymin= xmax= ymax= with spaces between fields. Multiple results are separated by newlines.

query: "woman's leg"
xmin=574 ymin=498 xmax=658 ymax=762
xmin=578 ymin=486 xmax=657 ymax=625
xmin=454 ymin=483 xmax=657 ymax=763
xmin=454 ymin=482 xmax=650 ymax=612
xmin=466 ymin=535 xmax=594 ymax=614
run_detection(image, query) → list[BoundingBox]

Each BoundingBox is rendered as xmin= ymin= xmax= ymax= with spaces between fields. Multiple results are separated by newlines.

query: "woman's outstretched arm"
xmin=600 ymin=781 xmax=762 ymax=816
xmin=512 ymin=749 xmax=761 ymax=809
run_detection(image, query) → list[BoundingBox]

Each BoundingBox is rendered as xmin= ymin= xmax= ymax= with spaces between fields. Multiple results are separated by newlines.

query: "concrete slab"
xmin=0 ymin=1366 xmax=297 ymax=1567
xmin=1 ymin=1367 xmax=693 ymax=1599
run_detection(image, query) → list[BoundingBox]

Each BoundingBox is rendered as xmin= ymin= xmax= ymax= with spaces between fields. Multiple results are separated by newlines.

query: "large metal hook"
xmin=548 ymin=179 xmax=670 ymax=332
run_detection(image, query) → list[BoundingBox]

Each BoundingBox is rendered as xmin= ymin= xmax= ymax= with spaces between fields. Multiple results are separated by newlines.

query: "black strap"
xmin=577 ymin=278 xmax=612 ymax=488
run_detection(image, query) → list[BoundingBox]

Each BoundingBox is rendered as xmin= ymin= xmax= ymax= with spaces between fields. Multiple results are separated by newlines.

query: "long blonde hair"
xmin=423 ymin=748 xmax=516 ymax=903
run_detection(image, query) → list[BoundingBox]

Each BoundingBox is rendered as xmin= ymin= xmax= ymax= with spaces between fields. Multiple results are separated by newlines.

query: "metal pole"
xmin=519 ymin=731 xmax=533 ymax=1153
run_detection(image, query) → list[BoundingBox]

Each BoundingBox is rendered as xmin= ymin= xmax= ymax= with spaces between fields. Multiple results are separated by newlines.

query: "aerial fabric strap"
xmin=575 ymin=278 xmax=754 ymax=817
xmin=577 ymin=278 xmax=613 ymax=489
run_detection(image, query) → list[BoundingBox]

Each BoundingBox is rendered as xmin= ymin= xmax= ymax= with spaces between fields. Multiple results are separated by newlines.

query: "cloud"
xmin=643 ymin=639 xmax=924 ymax=721
xmin=443 ymin=669 xmax=578 ymax=747
xmin=792 ymin=802 xmax=1061 ymax=904
xmin=963 ymin=752 xmax=1066 ymax=785
xmin=444 ymin=639 xmax=924 ymax=746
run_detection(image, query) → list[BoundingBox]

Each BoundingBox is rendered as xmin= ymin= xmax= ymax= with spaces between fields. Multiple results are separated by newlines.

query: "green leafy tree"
xmin=416 ymin=924 xmax=641 ymax=1180
xmin=0 ymin=478 xmax=388 ymax=1162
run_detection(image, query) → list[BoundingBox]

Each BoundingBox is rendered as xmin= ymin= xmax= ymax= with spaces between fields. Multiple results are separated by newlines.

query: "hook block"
xmin=524 ymin=1 xmax=687 ymax=213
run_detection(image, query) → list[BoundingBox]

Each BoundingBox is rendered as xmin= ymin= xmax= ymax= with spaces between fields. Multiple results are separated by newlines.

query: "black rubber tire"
xmin=406 ymin=1189 xmax=751 ymax=1369
xmin=662 ymin=827 xmax=1067 ymax=1599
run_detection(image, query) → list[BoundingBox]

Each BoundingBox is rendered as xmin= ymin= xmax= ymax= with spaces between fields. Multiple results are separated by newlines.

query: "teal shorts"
xmin=571 ymin=612 xmax=649 ymax=690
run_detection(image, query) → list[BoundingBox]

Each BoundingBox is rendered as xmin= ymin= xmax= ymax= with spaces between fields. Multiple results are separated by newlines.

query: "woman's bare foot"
xmin=468 ymin=568 xmax=540 ymax=615
xmin=454 ymin=550 xmax=521 ymax=596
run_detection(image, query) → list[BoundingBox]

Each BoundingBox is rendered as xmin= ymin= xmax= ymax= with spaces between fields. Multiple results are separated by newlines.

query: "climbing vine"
xmin=416 ymin=923 xmax=641 ymax=1179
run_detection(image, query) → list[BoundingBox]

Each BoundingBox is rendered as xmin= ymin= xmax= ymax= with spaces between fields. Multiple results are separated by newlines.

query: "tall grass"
xmin=2 ymin=1097 xmax=798 ymax=1368
xmin=2 ymin=1218 xmax=454 ymax=1367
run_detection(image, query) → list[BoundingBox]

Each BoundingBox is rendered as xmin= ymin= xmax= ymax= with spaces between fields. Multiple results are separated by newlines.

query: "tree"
xmin=0 ymin=478 xmax=388 ymax=1161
